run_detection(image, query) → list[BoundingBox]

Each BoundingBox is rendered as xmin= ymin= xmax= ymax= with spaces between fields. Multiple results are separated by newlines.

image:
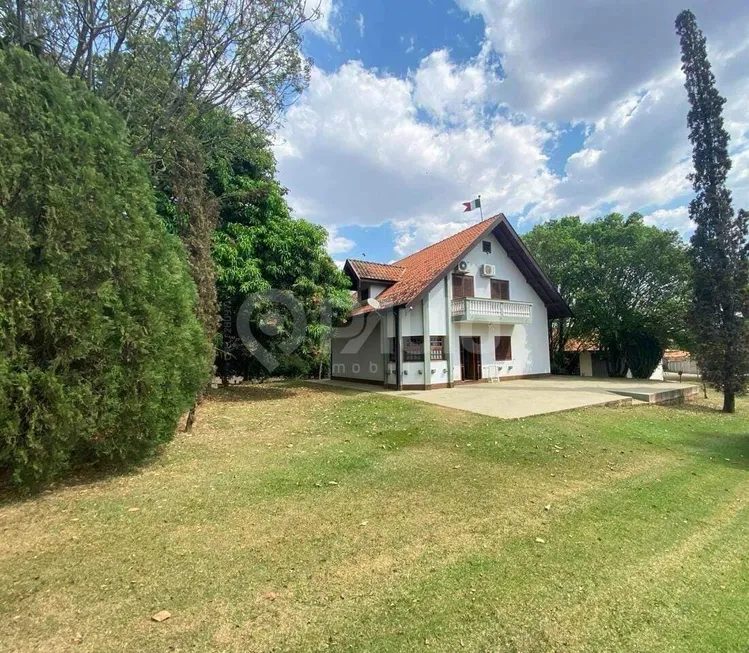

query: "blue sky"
xmin=274 ymin=0 xmax=749 ymax=264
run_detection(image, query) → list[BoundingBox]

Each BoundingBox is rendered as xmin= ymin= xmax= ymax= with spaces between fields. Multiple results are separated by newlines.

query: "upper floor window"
xmin=482 ymin=240 xmax=492 ymax=254
xmin=491 ymin=279 xmax=510 ymax=301
xmin=452 ymin=274 xmax=475 ymax=299
xmin=360 ymin=286 xmax=370 ymax=302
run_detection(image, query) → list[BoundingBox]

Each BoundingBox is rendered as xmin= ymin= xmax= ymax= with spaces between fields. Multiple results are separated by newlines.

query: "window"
xmin=491 ymin=279 xmax=510 ymax=300
xmin=482 ymin=240 xmax=492 ymax=253
xmin=430 ymin=336 xmax=446 ymax=360
xmin=360 ymin=286 xmax=370 ymax=302
xmin=495 ymin=335 xmax=512 ymax=361
xmin=452 ymin=274 xmax=475 ymax=299
xmin=388 ymin=337 xmax=397 ymax=363
xmin=403 ymin=336 xmax=424 ymax=362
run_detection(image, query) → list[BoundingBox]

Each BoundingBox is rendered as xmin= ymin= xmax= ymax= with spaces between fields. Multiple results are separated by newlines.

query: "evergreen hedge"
xmin=0 ymin=49 xmax=211 ymax=488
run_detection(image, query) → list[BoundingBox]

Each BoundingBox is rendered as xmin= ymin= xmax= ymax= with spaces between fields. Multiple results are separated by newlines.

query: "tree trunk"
xmin=723 ymin=392 xmax=736 ymax=413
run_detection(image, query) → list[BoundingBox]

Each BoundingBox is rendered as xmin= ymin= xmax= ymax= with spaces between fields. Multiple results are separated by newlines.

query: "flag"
xmin=463 ymin=198 xmax=481 ymax=212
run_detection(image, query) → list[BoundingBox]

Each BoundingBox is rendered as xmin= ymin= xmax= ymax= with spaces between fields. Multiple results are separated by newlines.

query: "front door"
xmin=459 ymin=336 xmax=482 ymax=381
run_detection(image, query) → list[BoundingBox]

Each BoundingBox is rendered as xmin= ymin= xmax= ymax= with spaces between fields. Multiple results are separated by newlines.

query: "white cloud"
xmin=305 ymin=0 xmax=340 ymax=42
xmin=356 ymin=13 xmax=364 ymax=38
xmin=526 ymin=39 xmax=749 ymax=224
xmin=644 ymin=206 xmax=694 ymax=237
xmin=413 ymin=46 xmax=497 ymax=122
xmin=455 ymin=0 xmax=749 ymax=123
xmin=283 ymin=4 xmax=749 ymax=258
xmin=326 ymin=227 xmax=355 ymax=255
xmin=275 ymin=60 xmax=557 ymax=253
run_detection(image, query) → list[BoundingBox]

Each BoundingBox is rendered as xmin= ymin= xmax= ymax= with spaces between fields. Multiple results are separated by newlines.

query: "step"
xmin=610 ymin=385 xmax=700 ymax=405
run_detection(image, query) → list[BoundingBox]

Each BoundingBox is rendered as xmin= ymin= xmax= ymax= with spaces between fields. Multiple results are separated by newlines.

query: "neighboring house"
xmin=662 ymin=350 xmax=699 ymax=376
xmin=331 ymin=213 xmax=571 ymax=390
xmin=570 ymin=340 xmax=666 ymax=381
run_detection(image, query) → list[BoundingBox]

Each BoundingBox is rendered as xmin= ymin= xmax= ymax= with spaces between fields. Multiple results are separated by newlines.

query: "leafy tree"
xmin=675 ymin=10 xmax=749 ymax=413
xmin=525 ymin=213 xmax=691 ymax=378
xmin=1 ymin=0 xmax=319 ymax=343
xmin=0 ymin=48 xmax=210 ymax=488
xmin=208 ymin=120 xmax=352 ymax=381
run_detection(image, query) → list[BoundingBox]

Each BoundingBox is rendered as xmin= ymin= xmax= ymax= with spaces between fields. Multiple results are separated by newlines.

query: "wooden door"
xmin=459 ymin=336 xmax=482 ymax=381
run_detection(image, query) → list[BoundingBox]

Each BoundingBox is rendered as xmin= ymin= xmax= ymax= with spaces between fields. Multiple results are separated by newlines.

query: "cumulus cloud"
xmin=279 ymin=2 xmax=749 ymax=258
xmin=275 ymin=60 xmax=557 ymax=252
xmin=305 ymin=0 xmax=340 ymax=42
xmin=325 ymin=227 xmax=355 ymax=255
xmin=644 ymin=206 xmax=693 ymax=237
xmin=455 ymin=0 xmax=749 ymax=123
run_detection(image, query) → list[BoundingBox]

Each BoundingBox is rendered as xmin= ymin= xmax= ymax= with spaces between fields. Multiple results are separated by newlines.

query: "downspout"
xmin=444 ymin=276 xmax=454 ymax=387
xmin=394 ymin=306 xmax=403 ymax=391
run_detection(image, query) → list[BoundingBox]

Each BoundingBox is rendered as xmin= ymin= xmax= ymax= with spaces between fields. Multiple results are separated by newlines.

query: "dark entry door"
xmin=459 ymin=336 xmax=482 ymax=381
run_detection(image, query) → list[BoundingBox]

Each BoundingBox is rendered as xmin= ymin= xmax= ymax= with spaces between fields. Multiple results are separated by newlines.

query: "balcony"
xmin=451 ymin=297 xmax=532 ymax=324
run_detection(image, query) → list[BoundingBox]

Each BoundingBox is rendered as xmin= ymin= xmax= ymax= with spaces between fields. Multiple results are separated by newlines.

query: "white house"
xmin=331 ymin=213 xmax=571 ymax=390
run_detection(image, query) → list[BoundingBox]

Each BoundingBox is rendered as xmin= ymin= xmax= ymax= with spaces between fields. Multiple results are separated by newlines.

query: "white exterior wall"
xmin=330 ymin=315 xmax=384 ymax=382
xmin=428 ymin=283 xmax=447 ymax=335
xmin=365 ymin=282 xmax=389 ymax=299
xmin=448 ymin=232 xmax=551 ymax=380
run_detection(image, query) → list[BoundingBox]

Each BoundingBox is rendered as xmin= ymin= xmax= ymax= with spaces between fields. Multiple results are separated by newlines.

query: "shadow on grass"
xmin=0 ymin=452 xmax=159 ymax=508
xmin=685 ymin=431 xmax=749 ymax=470
xmin=206 ymin=380 xmax=360 ymax=403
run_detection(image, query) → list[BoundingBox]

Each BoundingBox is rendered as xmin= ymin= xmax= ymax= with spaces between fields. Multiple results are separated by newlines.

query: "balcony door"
xmin=459 ymin=336 xmax=482 ymax=381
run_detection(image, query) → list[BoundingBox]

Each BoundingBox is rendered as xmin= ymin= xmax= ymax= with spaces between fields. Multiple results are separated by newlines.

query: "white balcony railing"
xmin=451 ymin=297 xmax=532 ymax=324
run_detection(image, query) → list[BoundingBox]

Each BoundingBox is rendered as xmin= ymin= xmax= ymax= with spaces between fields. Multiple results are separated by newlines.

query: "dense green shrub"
xmin=0 ymin=49 xmax=211 ymax=488
xmin=623 ymin=331 xmax=665 ymax=379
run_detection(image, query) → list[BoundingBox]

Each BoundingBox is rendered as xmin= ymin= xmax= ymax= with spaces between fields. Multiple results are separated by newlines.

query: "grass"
xmin=1 ymin=382 xmax=748 ymax=652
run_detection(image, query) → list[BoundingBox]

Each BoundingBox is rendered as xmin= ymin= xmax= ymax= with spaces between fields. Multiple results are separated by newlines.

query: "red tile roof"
xmin=345 ymin=259 xmax=404 ymax=282
xmin=347 ymin=213 xmax=572 ymax=319
xmin=351 ymin=216 xmax=497 ymax=316
xmin=663 ymin=349 xmax=691 ymax=362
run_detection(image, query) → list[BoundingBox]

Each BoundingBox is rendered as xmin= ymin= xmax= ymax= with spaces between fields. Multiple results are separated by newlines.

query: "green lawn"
xmin=1 ymin=383 xmax=748 ymax=652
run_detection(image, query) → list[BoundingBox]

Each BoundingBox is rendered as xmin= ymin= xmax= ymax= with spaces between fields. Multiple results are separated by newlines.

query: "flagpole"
xmin=478 ymin=194 xmax=483 ymax=221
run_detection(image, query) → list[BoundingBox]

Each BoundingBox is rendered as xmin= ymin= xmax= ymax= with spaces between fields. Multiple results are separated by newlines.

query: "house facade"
xmin=331 ymin=214 xmax=571 ymax=390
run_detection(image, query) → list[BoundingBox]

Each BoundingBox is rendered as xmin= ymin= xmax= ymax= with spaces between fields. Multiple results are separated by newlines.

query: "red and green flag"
xmin=462 ymin=198 xmax=481 ymax=212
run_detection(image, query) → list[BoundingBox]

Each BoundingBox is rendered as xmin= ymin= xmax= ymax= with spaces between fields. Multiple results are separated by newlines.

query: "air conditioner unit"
xmin=480 ymin=264 xmax=496 ymax=277
xmin=455 ymin=260 xmax=469 ymax=273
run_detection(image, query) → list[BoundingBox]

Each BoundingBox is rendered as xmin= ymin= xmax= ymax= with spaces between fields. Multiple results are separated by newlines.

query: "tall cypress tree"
xmin=675 ymin=10 xmax=749 ymax=413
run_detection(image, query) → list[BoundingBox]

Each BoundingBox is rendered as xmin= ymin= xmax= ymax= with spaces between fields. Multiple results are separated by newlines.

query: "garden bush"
xmin=0 ymin=49 xmax=211 ymax=488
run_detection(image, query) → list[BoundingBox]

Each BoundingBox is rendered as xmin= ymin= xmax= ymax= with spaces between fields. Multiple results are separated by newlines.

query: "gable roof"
xmin=348 ymin=213 xmax=572 ymax=319
xmin=344 ymin=259 xmax=404 ymax=283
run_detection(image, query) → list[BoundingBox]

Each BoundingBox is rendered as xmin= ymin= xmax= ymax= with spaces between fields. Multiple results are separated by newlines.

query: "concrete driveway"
xmin=312 ymin=376 xmax=699 ymax=419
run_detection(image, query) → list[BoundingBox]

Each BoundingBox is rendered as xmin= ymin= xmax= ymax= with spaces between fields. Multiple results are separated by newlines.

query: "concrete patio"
xmin=311 ymin=376 xmax=700 ymax=419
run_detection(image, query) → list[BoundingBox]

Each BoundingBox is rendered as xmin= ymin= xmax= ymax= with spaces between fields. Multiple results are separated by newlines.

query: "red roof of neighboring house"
xmin=663 ymin=349 xmax=691 ymax=362
xmin=345 ymin=213 xmax=572 ymax=319
xmin=345 ymin=259 xmax=404 ymax=282
xmin=564 ymin=338 xmax=599 ymax=352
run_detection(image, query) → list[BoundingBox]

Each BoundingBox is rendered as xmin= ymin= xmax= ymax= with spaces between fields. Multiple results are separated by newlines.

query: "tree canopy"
xmin=525 ymin=213 xmax=691 ymax=377
xmin=676 ymin=10 xmax=749 ymax=413
xmin=0 ymin=48 xmax=210 ymax=488
xmin=208 ymin=121 xmax=353 ymax=381
xmin=1 ymin=0 xmax=319 ymax=344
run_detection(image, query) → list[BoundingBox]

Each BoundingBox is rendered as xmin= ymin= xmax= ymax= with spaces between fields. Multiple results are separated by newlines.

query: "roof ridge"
xmin=345 ymin=258 xmax=404 ymax=268
xmin=393 ymin=215 xmax=500 ymax=265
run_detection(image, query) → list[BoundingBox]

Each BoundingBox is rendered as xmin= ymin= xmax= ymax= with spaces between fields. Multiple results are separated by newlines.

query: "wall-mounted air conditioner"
xmin=455 ymin=260 xmax=469 ymax=273
xmin=480 ymin=264 xmax=496 ymax=277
